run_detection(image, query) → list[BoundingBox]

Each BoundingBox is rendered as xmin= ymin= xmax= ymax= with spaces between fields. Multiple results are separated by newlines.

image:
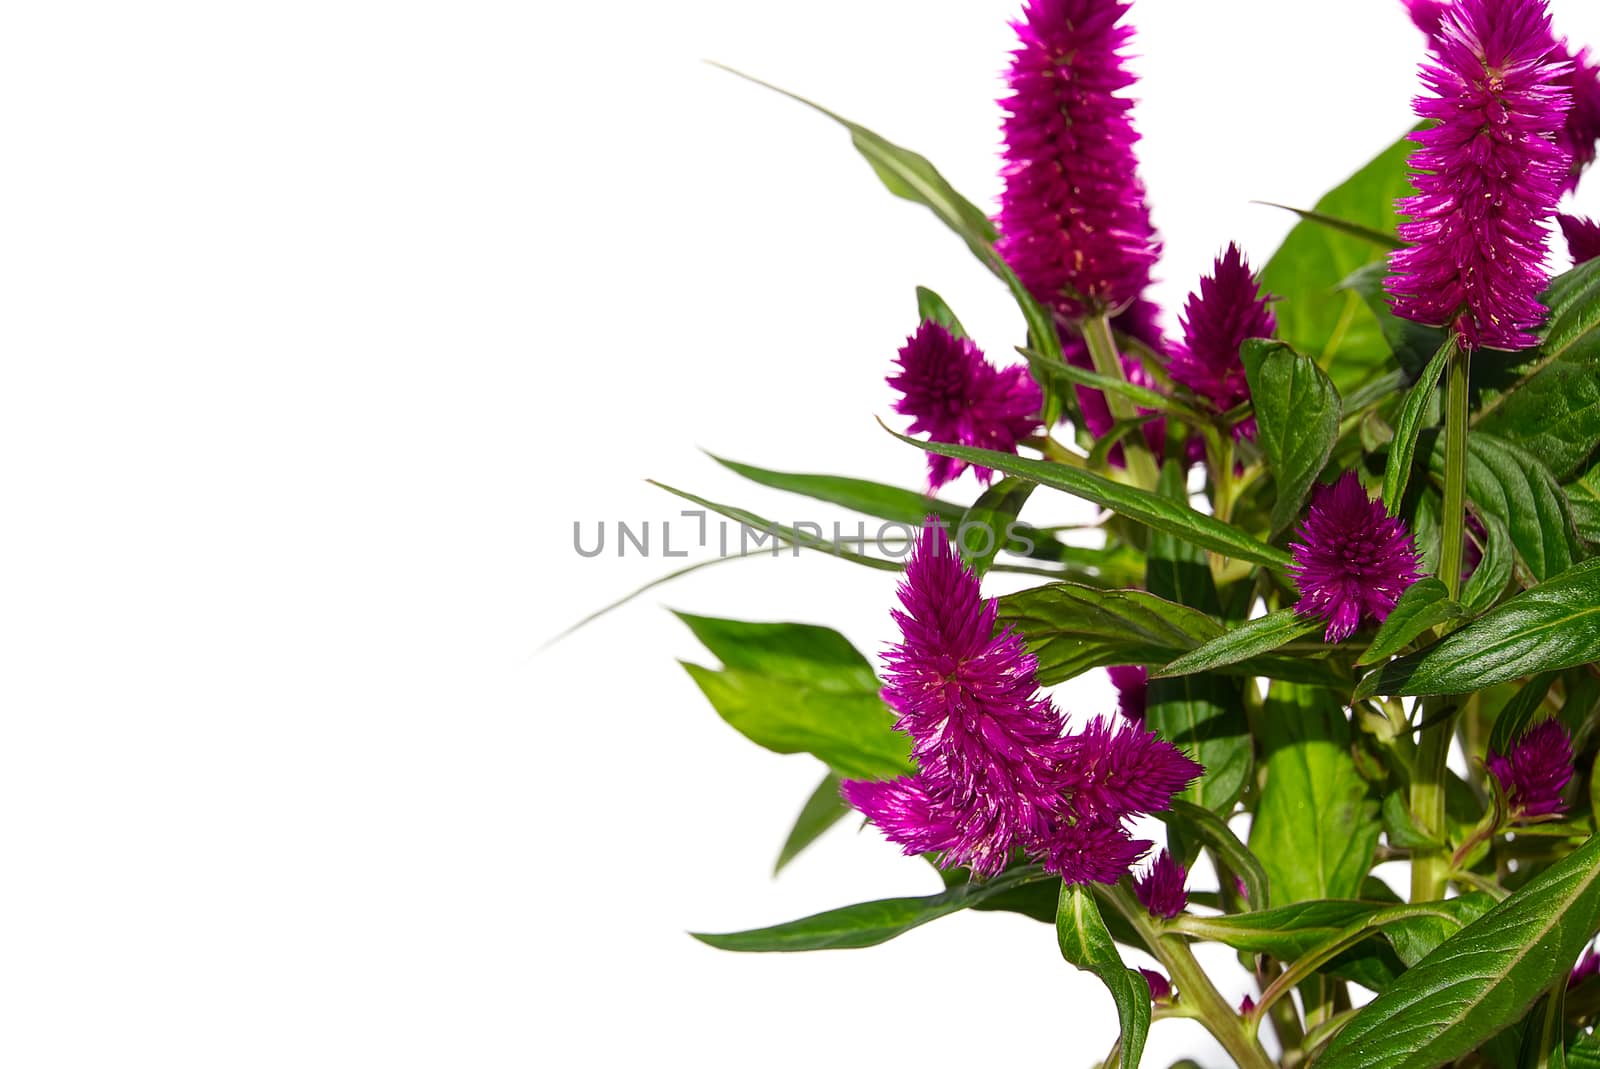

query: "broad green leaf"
xmin=1057 ymin=883 xmax=1151 ymax=1069
xmin=1242 ymin=340 xmax=1343 ymax=533
xmin=1160 ymin=800 xmax=1270 ymax=908
xmin=1317 ymin=831 xmax=1600 ymax=1069
xmin=884 ymin=425 xmax=1294 ymax=569
xmin=998 ymin=581 xmax=1222 ymax=684
xmin=774 ymin=773 xmax=849 ymax=874
xmin=1259 ymin=134 xmax=1414 ymax=394
xmin=1356 ymin=578 xmax=1466 ymax=665
xmin=1154 ymin=608 xmax=1321 ymax=679
xmin=693 ymin=866 xmax=1047 ymax=951
xmin=915 ymin=285 xmax=967 ymax=337
xmin=1476 ymin=258 xmax=1600 ymax=480
xmin=1486 ymin=673 xmax=1560 ymax=759
xmin=1354 ymin=559 xmax=1600 ymax=698
xmin=1250 ymin=683 xmax=1381 ymax=903
xmin=958 ymin=478 xmax=1033 ymax=577
xmin=1425 ymin=432 xmax=1585 ymax=583
xmin=1144 ymin=463 xmax=1252 ymax=813
xmin=1383 ymin=336 xmax=1452 ymax=515
xmin=1566 ymin=456 xmax=1600 ymax=544
xmin=677 ymin=613 xmax=910 ymax=780
xmin=649 ymin=480 xmax=900 ymax=571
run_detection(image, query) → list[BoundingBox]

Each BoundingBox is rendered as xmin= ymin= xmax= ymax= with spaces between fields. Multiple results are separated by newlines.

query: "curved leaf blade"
xmin=1356 ymin=578 xmax=1465 ymax=666
xmin=1057 ymin=883 xmax=1151 ymax=1069
xmin=1243 ymin=340 xmax=1343 ymax=533
xmin=1153 ymin=609 xmax=1321 ymax=679
xmin=1383 ymin=337 xmax=1451 ymax=514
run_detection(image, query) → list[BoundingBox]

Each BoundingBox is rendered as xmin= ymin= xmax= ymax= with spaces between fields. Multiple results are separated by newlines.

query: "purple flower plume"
xmin=841 ymin=520 xmax=1203 ymax=882
xmin=1168 ymin=244 xmax=1276 ymax=438
xmin=1108 ymin=664 xmax=1148 ymax=722
xmin=1134 ymin=849 xmax=1188 ymax=919
xmin=889 ymin=320 xmax=1042 ymax=490
xmin=998 ymin=0 xmax=1160 ymax=318
xmin=1560 ymin=214 xmax=1600 ymax=264
xmin=1289 ymin=473 xmax=1423 ymax=642
xmin=1401 ymin=0 xmax=1600 ymax=192
xmin=1487 ymin=718 xmax=1574 ymax=819
xmin=1386 ymin=0 xmax=1573 ymax=350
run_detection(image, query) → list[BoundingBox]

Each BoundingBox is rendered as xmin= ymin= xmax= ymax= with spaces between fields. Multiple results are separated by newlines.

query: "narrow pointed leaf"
xmin=1383 ymin=337 xmax=1452 ymax=515
xmin=1154 ymin=609 xmax=1321 ymax=679
xmin=959 ymin=478 xmax=1033 ymax=577
xmin=1159 ymin=800 xmax=1270 ymax=909
xmin=1057 ymin=883 xmax=1151 ymax=1069
xmin=915 ymin=285 xmax=967 ymax=338
xmin=774 ymin=773 xmax=850 ymax=874
xmin=1356 ymin=578 xmax=1466 ymax=665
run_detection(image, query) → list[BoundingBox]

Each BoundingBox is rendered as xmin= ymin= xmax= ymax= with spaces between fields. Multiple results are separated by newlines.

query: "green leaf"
xmin=1253 ymin=201 xmax=1406 ymax=250
xmin=1017 ymin=345 xmax=1179 ymax=414
xmin=1425 ymin=432 xmax=1585 ymax=583
xmin=1462 ymin=509 xmax=1517 ymax=615
xmin=1056 ymin=883 xmax=1151 ymax=1069
xmin=1160 ymin=800 xmax=1270 ymax=908
xmin=882 ymin=424 xmax=1294 ymax=569
xmin=1476 ymin=258 xmax=1600 ymax=480
xmin=1356 ymin=578 xmax=1466 ymax=665
xmin=693 ymin=866 xmax=1047 ymax=951
xmin=1565 ymin=456 xmax=1600 ymax=544
xmin=915 ymin=285 xmax=967 ymax=338
xmin=1250 ymin=683 xmax=1381 ymax=903
xmin=1153 ymin=609 xmax=1321 ymax=679
xmin=1144 ymin=462 xmax=1253 ymax=813
xmin=1316 ymin=831 xmax=1600 ymax=1069
xmin=1242 ymin=340 xmax=1344 ymax=533
xmin=1259 ymin=134 xmax=1415 ymax=394
xmin=1382 ymin=790 xmax=1445 ymax=850
xmin=774 ymin=773 xmax=849 ymax=874
xmin=1341 ymin=262 xmax=1448 ymax=381
xmin=958 ymin=478 xmax=1032 ymax=577
xmin=676 ymin=613 xmax=910 ymax=780
xmin=1486 ymin=672 xmax=1560 ymax=759
xmin=1383 ymin=336 xmax=1452 ymax=515
xmin=708 ymin=453 xmax=964 ymax=528
xmin=649 ymin=480 xmax=900 ymax=571
xmin=1354 ymin=559 xmax=1600 ymax=698
xmin=1177 ymin=899 xmax=1389 ymax=960
xmin=997 ymin=581 xmax=1222 ymax=684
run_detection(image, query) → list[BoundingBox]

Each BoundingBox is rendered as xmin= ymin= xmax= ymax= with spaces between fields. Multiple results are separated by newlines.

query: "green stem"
xmin=1103 ymin=886 xmax=1275 ymax=1069
xmin=1410 ymin=702 xmax=1456 ymax=902
xmin=1081 ymin=312 xmax=1160 ymax=491
xmin=1439 ymin=340 xmax=1472 ymax=600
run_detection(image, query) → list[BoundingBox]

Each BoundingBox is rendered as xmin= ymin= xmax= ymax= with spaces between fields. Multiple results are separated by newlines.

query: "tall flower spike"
xmin=1134 ymin=849 xmax=1188 ymax=919
xmin=998 ymin=0 xmax=1161 ymax=317
xmin=1168 ymin=244 xmax=1276 ymax=437
xmin=1487 ymin=718 xmax=1574 ymax=819
xmin=1289 ymin=472 xmax=1424 ymax=642
xmin=1401 ymin=0 xmax=1600 ymax=192
xmin=888 ymin=320 xmax=1042 ymax=490
xmin=1560 ymin=214 xmax=1600 ymax=265
xmin=1386 ymin=0 xmax=1573 ymax=350
xmin=841 ymin=519 xmax=1203 ymax=884
xmin=844 ymin=520 xmax=1069 ymax=876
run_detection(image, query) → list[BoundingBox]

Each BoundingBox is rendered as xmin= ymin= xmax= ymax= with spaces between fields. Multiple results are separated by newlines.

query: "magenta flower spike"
xmin=1560 ymin=214 xmax=1600 ymax=264
xmin=997 ymin=0 xmax=1161 ymax=318
xmin=1486 ymin=718 xmax=1574 ymax=820
xmin=1168 ymin=244 xmax=1276 ymax=437
xmin=1289 ymin=473 xmax=1424 ymax=642
xmin=888 ymin=320 xmax=1043 ymax=490
xmin=1133 ymin=849 xmax=1188 ymax=919
xmin=1386 ymin=0 xmax=1573 ymax=350
xmin=841 ymin=520 xmax=1202 ymax=883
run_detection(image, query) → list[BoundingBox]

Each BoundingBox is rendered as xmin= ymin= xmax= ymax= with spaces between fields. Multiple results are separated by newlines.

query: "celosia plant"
xmin=617 ymin=0 xmax=1600 ymax=1065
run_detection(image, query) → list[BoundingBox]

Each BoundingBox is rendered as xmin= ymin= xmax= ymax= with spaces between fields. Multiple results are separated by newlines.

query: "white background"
xmin=4 ymin=1 xmax=1599 ymax=1066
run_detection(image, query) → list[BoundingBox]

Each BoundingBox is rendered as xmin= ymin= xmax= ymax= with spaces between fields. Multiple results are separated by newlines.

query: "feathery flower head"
xmin=1168 ymin=244 xmax=1275 ymax=437
xmin=997 ymin=0 xmax=1161 ymax=318
xmin=1400 ymin=0 xmax=1600 ymax=193
xmin=1289 ymin=472 xmax=1424 ymax=642
xmin=1487 ymin=718 xmax=1574 ymax=819
xmin=1108 ymin=664 xmax=1148 ymax=722
xmin=1560 ymin=214 xmax=1600 ymax=264
xmin=1386 ymin=0 xmax=1573 ymax=350
xmin=842 ymin=519 xmax=1203 ymax=883
xmin=1134 ymin=849 xmax=1189 ymax=919
xmin=1139 ymin=968 xmax=1172 ymax=1003
xmin=889 ymin=320 xmax=1042 ymax=490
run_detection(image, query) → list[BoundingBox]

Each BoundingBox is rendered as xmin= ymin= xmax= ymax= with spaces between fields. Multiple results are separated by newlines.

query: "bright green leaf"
xmin=1057 ymin=883 xmax=1151 ymax=1069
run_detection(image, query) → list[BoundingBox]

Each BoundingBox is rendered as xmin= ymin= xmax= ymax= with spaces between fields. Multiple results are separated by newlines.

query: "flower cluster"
xmin=1560 ymin=213 xmax=1600 ymax=264
xmin=1134 ymin=849 xmax=1188 ymax=919
xmin=1387 ymin=0 xmax=1574 ymax=350
xmin=1289 ymin=473 xmax=1424 ymax=642
xmin=1168 ymin=243 xmax=1277 ymax=437
xmin=888 ymin=320 xmax=1043 ymax=490
xmin=841 ymin=521 xmax=1202 ymax=882
xmin=1487 ymin=718 xmax=1574 ymax=820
